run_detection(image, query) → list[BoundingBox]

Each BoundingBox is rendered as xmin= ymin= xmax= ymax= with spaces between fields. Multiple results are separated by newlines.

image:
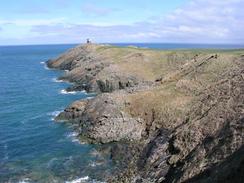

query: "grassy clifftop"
xmin=48 ymin=44 xmax=242 ymax=91
xmin=48 ymin=44 xmax=244 ymax=183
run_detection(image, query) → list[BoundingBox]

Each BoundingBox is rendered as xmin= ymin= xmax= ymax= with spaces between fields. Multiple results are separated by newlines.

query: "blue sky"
xmin=0 ymin=0 xmax=243 ymax=45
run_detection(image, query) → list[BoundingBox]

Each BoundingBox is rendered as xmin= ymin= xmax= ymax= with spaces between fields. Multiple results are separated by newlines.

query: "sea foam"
xmin=60 ymin=89 xmax=86 ymax=95
xmin=52 ymin=78 xmax=64 ymax=83
xmin=48 ymin=110 xmax=63 ymax=121
xmin=40 ymin=61 xmax=50 ymax=70
xmin=65 ymin=176 xmax=89 ymax=183
xmin=86 ymin=96 xmax=95 ymax=100
xmin=60 ymin=89 xmax=78 ymax=95
xmin=18 ymin=178 xmax=31 ymax=183
xmin=66 ymin=131 xmax=87 ymax=144
xmin=3 ymin=144 xmax=9 ymax=161
xmin=44 ymin=65 xmax=50 ymax=70
xmin=66 ymin=131 xmax=79 ymax=143
xmin=89 ymin=161 xmax=103 ymax=167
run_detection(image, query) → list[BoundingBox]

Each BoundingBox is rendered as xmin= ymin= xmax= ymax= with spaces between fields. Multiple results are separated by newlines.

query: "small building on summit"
xmin=86 ymin=38 xmax=91 ymax=44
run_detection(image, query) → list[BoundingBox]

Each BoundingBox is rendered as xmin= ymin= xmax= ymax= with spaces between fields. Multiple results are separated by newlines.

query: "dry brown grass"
xmin=124 ymin=83 xmax=192 ymax=130
xmin=106 ymin=46 xmax=244 ymax=131
xmin=57 ymin=44 xmax=243 ymax=131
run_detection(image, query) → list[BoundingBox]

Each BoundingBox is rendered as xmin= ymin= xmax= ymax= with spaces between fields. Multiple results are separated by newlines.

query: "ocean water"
xmin=0 ymin=43 xmax=243 ymax=183
xmin=0 ymin=45 xmax=108 ymax=183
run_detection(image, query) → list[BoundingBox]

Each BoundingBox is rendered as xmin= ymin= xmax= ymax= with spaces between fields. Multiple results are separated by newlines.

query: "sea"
xmin=0 ymin=43 xmax=243 ymax=183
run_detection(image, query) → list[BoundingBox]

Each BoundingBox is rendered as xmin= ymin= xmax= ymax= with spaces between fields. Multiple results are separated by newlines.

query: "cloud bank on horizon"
xmin=0 ymin=0 xmax=243 ymax=45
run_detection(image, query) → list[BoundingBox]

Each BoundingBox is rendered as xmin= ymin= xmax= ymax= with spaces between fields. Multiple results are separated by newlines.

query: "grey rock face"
xmin=47 ymin=44 xmax=144 ymax=93
xmin=47 ymin=44 xmax=244 ymax=183
xmin=55 ymin=100 xmax=87 ymax=121
xmin=133 ymin=67 xmax=244 ymax=183
xmin=56 ymin=92 xmax=145 ymax=144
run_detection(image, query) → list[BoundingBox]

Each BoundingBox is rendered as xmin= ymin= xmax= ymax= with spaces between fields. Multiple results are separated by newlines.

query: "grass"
xmin=93 ymin=45 xmax=243 ymax=131
xmin=53 ymin=43 xmax=243 ymax=141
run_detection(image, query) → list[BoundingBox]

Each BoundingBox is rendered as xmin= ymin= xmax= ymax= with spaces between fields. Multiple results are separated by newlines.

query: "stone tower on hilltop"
xmin=86 ymin=38 xmax=91 ymax=44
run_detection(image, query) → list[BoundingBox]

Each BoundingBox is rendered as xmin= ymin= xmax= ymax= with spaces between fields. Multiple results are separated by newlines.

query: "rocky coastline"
xmin=47 ymin=43 xmax=244 ymax=183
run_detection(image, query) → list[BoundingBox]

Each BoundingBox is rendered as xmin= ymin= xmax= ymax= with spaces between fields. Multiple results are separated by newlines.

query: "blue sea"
xmin=0 ymin=44 xmax=109 ymax=183
xmin=0 ymin=43 xmax=243 ymax=183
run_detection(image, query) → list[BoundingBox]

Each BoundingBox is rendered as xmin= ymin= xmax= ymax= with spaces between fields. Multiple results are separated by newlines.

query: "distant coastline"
xmin=1 ymin=42 xmax=244 ymax=49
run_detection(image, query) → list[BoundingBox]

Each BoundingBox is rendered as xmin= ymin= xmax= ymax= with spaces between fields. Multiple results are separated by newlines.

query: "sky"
xmin=0 ymin=0 xmax=243 ymax=45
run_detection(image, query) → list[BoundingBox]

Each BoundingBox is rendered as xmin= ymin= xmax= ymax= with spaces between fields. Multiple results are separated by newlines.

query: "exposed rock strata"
xmin=47 ymin=44 xmax=146 ymax=93
xmin=47 ymin=44 xmax=244 ymax=183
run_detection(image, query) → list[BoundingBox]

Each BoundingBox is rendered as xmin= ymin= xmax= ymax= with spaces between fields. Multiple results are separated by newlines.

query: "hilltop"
xmin=47 ymin=44 xmax=244 ymax=183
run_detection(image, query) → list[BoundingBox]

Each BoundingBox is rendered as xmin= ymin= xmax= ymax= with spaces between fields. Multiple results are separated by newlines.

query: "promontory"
xmin=47 ymin=43 xmax=244 ymax=183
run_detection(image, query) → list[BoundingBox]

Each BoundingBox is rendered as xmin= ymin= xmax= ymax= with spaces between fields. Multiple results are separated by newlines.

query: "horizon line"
xmin=1 ymin=42 xmax=244 ymax=47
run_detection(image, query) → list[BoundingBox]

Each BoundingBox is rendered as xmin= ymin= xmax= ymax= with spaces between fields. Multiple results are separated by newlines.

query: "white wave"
xmin=44 ymin=65 xmax=50 ymax=70
xmin=48 ymin=110 xmax=63 ymax=121
xmin=66 ymin=176 xmax=89 ymax=183
xmin=66 ymin=132 xmax=80 ymax=143
xmin=3 ymin=144 xmax=9 ymax=161
xmin=60 ymin=89 xmax=78 ymax=95
xmin=86 ymin=96 xmax=95 ymax=100
xmin=90 ymin=162 xmax=97 ymax=167
xmin=52 ymin=78 xmax=64 ymax=83
xmin=67 ymin=131 xmax=79 ymax=138
xmin=40 ymin=61 xmax=49 ymax=69
xmin=66 ymin=131 xmax=88 ymax=144
xmin=18 ymin=178 xmax=31 ymax=183
xmin=49 ymin=110 xmax=63 ymax=117
xmin=71 ymin=138 xmax=80 ymax=143
xmin=89 ymin=161 xmax=103 ymax=167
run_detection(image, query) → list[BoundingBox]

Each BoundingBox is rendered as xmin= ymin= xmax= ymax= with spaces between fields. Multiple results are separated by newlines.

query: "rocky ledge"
xmin=47 ymin=44 xmax=244 ymax=183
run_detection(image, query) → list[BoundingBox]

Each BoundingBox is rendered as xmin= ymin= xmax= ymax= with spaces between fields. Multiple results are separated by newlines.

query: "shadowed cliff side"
xmin=47 ymin=44 xmax=244 ymax=182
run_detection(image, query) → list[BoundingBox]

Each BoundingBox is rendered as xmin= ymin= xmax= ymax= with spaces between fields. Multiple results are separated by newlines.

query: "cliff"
xmin=47 ymin=44 xmax=244 ymax=183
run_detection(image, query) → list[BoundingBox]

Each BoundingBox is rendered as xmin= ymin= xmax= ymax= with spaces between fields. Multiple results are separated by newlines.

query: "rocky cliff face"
xmin=57 ymin=92 xmax=145 ymax=143
xmin=135 ymin=67 xmax=244 ymax=183
xmin=47 ymin=44 xmax=244 ymax=183
xmin=47 ymin=44 xmax=148 ymax=93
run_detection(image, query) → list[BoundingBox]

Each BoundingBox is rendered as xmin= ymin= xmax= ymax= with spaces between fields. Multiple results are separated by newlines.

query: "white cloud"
xmin=157 ymin=0 xmax=244 ymax=42
xmin=0 ymin=18 xmax=68 ymax=27
xmin=1 ymin=0 xmax=244 ymax=44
